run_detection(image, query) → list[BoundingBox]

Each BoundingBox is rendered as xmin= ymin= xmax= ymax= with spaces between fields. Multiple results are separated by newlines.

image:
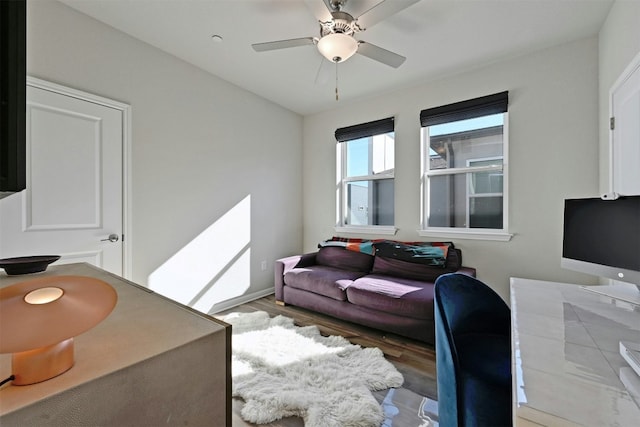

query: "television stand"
xmin=580 ymin=283 xmax=640 ymax=306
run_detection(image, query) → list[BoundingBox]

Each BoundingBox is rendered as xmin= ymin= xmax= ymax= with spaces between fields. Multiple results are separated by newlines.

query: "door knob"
xmin=101 ymin=234 xmax=119 ymax=243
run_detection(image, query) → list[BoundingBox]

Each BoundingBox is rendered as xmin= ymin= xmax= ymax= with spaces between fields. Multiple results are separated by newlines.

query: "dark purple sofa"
xmin=274 ymin=241 xmax=476 ymax=345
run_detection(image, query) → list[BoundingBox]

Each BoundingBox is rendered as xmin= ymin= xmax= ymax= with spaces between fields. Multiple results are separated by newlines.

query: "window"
xmin=420 ymin=92 xmax=511 ymax=240
xmin=335 ymin=117 xmax=395 ymax=233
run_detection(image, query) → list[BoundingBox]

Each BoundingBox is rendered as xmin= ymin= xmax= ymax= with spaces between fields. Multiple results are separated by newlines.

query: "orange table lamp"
xmin=0 ymin=275 xmax=117 ymax=385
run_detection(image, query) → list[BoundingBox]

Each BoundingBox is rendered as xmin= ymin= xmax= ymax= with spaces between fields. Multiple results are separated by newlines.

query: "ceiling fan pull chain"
xmin=335 ymin=61 xmax=339 ymax=101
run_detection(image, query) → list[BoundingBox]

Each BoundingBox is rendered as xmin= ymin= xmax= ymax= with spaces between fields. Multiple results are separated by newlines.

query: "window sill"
xmin=334 ymin=226 xmax=398 ymax=236
xmin=417 ymin=229 xmax=513 ymax=242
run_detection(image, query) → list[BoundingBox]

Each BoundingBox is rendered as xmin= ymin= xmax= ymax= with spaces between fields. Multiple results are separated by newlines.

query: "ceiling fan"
xmin=251 ymin=0 xmax=420 ymax=69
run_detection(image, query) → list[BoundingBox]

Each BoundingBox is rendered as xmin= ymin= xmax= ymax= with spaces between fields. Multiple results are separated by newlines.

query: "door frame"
xmin=608 ymin=49 xmax=640 ymax=194
xmin=27 ymin=76 xmax=133 ymax=279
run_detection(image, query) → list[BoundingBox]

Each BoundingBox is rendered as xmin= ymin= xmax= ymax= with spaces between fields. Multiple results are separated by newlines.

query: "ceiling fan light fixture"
xmin=317 ymin=33 xmax=358 ymax=63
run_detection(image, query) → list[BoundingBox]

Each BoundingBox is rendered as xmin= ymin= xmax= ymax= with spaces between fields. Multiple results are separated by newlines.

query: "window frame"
xmin=466 ymin=156 xmax=504 ymax=228
xmin=334 ymin=118 xmax=397 ymax=235
xmin=419 ymin=103 xmax=512 ymax=241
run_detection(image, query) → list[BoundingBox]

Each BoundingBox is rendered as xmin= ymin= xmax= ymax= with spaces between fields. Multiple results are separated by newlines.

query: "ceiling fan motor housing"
xmin=320 ymin=11 xmax=361 ymax=37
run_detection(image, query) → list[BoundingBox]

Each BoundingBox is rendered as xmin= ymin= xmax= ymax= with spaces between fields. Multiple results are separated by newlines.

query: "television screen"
xmin=562 ymin=196 xmax=640 ymax=285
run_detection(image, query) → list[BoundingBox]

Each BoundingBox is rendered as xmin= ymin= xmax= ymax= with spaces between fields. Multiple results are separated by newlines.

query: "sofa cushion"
xmin=446 ymin=248 xmax=462 ymax=270
xmin=371 ymin=255 xmax=459 ymax=282
xmin=284 ymin=266 xmax=366 ymax=301
xmin=346 ymin=274 xmax=435 ymax=320
xmin=316 ymin=246 xmax=374 ymax=273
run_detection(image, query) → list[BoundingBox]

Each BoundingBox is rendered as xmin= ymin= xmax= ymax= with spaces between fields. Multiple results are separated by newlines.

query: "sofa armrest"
xmin=274 ymin=252 xmax=318 ymax=302
xmin=457 ymin=266 xmax=477 ymax=277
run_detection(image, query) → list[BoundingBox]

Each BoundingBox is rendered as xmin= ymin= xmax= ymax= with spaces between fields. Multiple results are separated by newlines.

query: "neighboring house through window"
xmin=420 ymin=92 xmax=512 ymax=241
xmin=335 ymin=117 xmax=396 ymax=234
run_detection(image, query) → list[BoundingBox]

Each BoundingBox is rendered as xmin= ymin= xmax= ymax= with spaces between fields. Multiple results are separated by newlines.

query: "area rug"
xmin=220 ymin=310 xmax=404 ymax=427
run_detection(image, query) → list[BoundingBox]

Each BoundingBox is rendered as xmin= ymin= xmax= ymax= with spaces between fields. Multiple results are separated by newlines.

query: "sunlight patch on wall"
xmin=148 ymin=195 xmax=251 ymax=313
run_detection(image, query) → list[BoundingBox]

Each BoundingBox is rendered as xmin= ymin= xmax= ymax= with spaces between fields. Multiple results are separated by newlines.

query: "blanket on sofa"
xmin=374 ymin=241 xmax=451 ymax=267
xmin=319 ymin=237 xmax=377 ymax=255
xmin=320 ymin=237 xmax=452 ymax=267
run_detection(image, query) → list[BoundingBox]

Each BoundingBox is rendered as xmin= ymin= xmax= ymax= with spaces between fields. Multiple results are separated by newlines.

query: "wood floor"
xmin=217 ymin=295 xmax=438 ymax=427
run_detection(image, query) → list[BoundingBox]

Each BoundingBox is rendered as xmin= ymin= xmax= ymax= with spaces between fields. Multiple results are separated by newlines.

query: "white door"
xmin=611 ymin=52 xmax=640 ymax=196
xmin=0 ymin=79 xmax=126 ymax=276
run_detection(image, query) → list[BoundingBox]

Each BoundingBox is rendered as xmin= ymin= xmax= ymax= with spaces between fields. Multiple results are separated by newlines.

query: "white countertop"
xmin=510 ymin=277 xmax=640 ymax=426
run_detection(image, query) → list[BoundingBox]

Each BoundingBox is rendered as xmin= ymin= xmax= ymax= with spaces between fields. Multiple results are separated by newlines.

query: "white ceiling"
xmin=60 ymin=0 xmax=614 ymax=115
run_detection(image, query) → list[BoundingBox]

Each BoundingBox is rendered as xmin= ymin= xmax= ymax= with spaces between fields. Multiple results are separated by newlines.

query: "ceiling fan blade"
xmin=356 ymin=0 xmax=421 ymax=30
xmin=252 ymin=37 xmax=316 ymax=52
xmin=357 ymin=41 xmax=406 ymax=68
xmin=304 ymin=0 xmax=333 ymax=22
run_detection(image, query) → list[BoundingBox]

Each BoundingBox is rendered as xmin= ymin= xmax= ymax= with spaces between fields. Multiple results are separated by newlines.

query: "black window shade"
xmin=420 ymin=91 xmax=508 ymax=127
xmin=335 ymin=117 xmax=394 ymax=142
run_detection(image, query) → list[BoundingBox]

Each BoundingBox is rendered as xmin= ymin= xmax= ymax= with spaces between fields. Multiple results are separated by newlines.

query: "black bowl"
xmin=0 ymin=255 xmax=61 ymax=275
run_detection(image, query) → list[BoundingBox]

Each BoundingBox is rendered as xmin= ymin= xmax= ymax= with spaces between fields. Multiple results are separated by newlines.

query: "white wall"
xmin=303 ymin=37 xmax=600 ymax=301
xmin=25 ymin=0 xmax=630 ymax=307
xmin=27 ymin=1 xmax=303 ymax=311
xmin=598 ymin=0 xmax=640 ymax=193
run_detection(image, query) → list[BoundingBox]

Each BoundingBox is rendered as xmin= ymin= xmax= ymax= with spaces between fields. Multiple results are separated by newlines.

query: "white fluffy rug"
xmin=220 ymin=310 xmax=404 ymax=427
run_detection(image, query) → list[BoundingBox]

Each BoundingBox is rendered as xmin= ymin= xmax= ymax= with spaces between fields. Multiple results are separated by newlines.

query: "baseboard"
xmin=207 ymin=288 xmax=275 ymax=315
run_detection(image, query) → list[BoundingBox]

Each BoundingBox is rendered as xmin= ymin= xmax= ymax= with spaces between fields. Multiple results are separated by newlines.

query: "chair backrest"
xmin=434 ymin=273 xmax=511 ymax=427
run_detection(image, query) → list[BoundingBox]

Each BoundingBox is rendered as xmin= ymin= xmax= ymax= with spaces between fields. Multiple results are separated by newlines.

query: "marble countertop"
xmin=510 ymin=278 xmax=640 ymax=426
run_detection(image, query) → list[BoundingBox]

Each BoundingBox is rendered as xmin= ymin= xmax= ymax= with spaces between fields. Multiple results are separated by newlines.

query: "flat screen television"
xmin=562 ymin=195 xmax=640 ymax=288
xmin=0 ymin=0 xmax=27 ymax=198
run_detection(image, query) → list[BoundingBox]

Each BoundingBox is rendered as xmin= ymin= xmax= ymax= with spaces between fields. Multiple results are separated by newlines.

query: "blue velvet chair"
xmin=434 ymin=273 xmax=512 ymax=427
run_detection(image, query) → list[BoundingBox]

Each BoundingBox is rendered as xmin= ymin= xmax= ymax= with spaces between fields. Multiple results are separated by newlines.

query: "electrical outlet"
xmin=261 ymin=260 xmax=267 ymax=271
